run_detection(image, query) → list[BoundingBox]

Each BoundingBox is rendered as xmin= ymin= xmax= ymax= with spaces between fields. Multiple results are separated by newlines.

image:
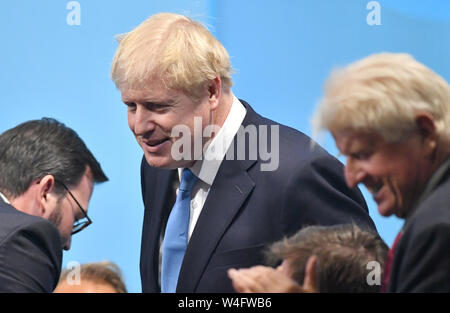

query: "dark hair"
xmin=0 ymin=118 xmax=108 ymax=198
xmin=266 ymin=224 xmax=389 ymax=293
xmin=59 ymin=261 xmax=127 ymax=293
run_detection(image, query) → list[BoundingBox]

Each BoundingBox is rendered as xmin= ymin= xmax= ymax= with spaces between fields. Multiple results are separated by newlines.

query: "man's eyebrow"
xmin=123 ymin=99 xmax=175 ymax=105
xmin=144 ymin=99 xmax=175 ymax=105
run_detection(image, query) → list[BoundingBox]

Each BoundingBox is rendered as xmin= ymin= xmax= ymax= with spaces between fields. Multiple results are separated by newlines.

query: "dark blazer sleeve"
xmin=282 ymin=154 xmax=376 ymax=236
xmin=390 ymin=222 xmax=450 ymax=292
xmin=140 ymin=157 xmax=147 ymax=207
xmin=0 ymin=218 xmax=62 ymax=292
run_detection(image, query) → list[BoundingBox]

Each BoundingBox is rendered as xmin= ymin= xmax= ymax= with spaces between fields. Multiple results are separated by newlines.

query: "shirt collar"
xmin=179 ymin=95 xmax=247 ymax=185
xmin=0 ymin=191 xmax=11 ymax=204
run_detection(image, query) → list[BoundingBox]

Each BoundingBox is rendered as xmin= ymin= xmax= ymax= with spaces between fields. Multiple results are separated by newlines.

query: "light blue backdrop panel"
xmin=0 ymin=0 xmax=448 ymax=292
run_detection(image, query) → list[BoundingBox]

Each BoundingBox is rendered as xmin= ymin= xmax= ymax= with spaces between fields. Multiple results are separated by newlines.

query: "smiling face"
xmin=333 ymin=131 xmax=435 ymax=218
xmin=122 ymin=80 xmax=214 ymax=169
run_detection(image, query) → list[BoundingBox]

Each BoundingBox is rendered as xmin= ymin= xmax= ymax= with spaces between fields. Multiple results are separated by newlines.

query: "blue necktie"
xmin=161 ymin=168 xmax=198 ymax=293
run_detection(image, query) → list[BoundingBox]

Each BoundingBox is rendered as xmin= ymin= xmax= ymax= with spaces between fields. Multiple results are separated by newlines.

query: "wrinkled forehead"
xmin=121 ymin=80 xmax=177 ymax=102
xmin=332 ymin=130 xmax=383 ymax=154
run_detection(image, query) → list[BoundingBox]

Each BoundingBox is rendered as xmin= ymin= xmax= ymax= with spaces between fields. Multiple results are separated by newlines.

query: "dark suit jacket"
xmin=0 ymin=197 xmax=62 ymax=292
xmin=388 ymin=166 xmax=450 ymax=292
xmin=140 ymin=100 xmax=377 ymax=293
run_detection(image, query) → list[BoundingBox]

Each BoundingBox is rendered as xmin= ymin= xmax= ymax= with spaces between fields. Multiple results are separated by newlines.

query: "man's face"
xmin=45 ymin=168 xmax=94 ymax=250
xmin=122 ymin=81 xmax=212 ymax=169
xmin=333 ymin=131 xmax=432 ymax=218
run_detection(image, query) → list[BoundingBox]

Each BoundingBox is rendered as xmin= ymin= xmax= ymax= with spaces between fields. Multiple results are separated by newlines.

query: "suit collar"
xmin=404 ymin=156 xmax=450 ymax=224
xmin=240 ymin=99 xmax=264 ymax=126
xmin=415 ymin=157 xmax=450 ymax=209
xmin=181 ymin=96 xmax=247 ymax=186
xmin=177 ymin=157 xmax=255 ymax=292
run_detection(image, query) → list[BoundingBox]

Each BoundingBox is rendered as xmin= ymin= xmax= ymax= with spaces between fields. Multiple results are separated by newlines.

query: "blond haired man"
xmin=313 ymin=52 xmax=450 ymax=292
xmin=111 ymin=13 xmax=376 ymax=293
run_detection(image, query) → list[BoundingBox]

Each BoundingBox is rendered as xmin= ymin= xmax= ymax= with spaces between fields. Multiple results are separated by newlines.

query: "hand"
xmin=228 ymin=256 xmax=319 ymax=293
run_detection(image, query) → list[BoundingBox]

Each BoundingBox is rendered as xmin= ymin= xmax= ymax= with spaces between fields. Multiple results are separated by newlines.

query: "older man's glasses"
xmin=59 ymin=181 xmax=92 ymax=235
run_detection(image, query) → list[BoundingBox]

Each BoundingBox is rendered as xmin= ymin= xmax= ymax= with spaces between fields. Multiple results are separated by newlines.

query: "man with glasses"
xmin=0 ymin=118 xmax=107 ymax=292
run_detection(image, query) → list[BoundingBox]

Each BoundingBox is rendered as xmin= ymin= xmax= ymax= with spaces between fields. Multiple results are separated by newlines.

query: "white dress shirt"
xmin=0 ymin=192 xmax=10 ymax=204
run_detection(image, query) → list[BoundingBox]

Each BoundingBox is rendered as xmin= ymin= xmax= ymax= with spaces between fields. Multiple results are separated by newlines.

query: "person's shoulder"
xmin=243 ymin=101 xmax=330 ymax=156
xmin=406 ymin=184 xmax=450 ymax=234
xmin=239 ymin=108 xmax=343 ymax=188
xmin=235 ymin=100 xmax=341 ymax=174
xmin=400 ymin=179 xmax=450 ymax=252
xmin=0 ymin=201 xmax=41 ymax=238
xmin=0 ymin=201 xmax=61 ymax=249
xmin=0 ymin=201 xmax=62 ymax=292
xmin=395 ymin=183 xmax=450 ymax=281
xmin=0 ymin=200 xmax=50 ymax=229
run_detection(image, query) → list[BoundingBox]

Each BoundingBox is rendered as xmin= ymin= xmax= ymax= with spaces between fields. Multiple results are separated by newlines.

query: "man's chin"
xmin=143 ymin=153 xmax=194 ymax=169
xmin=144 ymin=154 xmax=172 ymax=169
xmin=393 ymin=208 xmax=409 ymax=219
xmin=377 ymin=203 xmax=395 ymax=217
xmin=377 ymin=202 xmax=405 ymax=218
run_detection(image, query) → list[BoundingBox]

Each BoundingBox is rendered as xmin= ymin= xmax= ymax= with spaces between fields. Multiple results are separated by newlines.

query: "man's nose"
xmin=133 ymin=105 xmax=155 ymax=136
xmin=344 ymin=160 xmax=365 ymax=188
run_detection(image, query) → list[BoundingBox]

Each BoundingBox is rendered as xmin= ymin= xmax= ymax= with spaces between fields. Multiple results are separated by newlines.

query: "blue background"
xmin=0 ymin=0 xmax=449 ymax=292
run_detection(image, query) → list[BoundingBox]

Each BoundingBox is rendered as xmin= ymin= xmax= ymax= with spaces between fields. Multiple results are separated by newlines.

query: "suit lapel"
xmin=177 ymin=157 xmax=256 ymax=292
xmin=176 ymin=100 xmax=262 ymax=292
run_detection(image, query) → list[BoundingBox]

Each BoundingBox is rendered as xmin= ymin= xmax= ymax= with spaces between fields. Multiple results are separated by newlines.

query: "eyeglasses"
xmin=59 ymin=181 xmax=92 ymax=235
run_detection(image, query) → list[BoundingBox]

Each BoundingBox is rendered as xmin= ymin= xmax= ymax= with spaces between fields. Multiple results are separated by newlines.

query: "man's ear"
xmin=303 ymin=255 xmax=319 ymax=293
xmin=207 ymin=77 xmax=222 ymax=111
xmin=37 ymin=175 xmax=56 ymax=216
xmin=415 ymin=113 xmax=438 ymax=158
